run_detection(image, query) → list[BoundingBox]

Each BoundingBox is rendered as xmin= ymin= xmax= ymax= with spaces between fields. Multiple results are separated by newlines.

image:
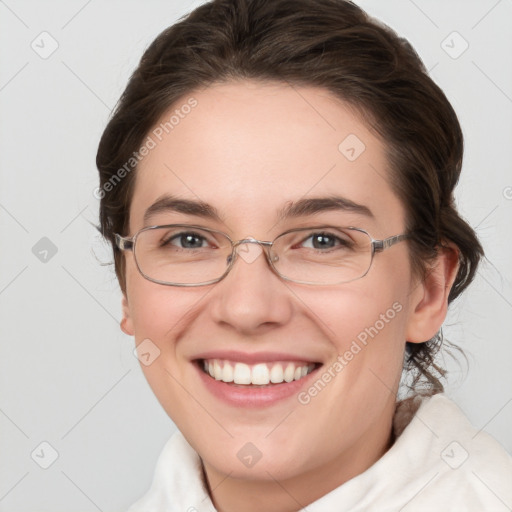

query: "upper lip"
xmin=192 ymin=350 xmax=322 ymax=364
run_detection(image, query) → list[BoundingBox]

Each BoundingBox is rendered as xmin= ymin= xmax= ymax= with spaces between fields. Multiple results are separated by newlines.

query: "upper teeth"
xmin=203 ymin=359 xmax=315 ymax=385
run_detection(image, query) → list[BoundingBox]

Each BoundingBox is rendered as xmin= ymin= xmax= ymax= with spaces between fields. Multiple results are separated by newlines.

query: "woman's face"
xmin=122 ymin=81 xmax=430 ymax=493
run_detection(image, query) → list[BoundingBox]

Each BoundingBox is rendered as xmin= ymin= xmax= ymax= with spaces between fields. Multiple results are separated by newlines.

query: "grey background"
xmin=0 ymin=0 xmax=511 ymax=510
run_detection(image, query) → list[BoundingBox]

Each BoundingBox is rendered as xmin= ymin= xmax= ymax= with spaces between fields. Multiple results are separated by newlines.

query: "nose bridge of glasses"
xmin=232 ymin=238 xmax=272 ymax=249
xmin=229 ymin=238 xmax=275 ymax=266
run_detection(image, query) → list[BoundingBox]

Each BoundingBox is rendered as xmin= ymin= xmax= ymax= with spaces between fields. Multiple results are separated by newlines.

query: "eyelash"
xmin=161 ymin=230 xmax=351 ymax=251
xmin=296 ymin=232 xmax=350 ymax=250
xmin=162 ymin=232 xmax=212 ymax=248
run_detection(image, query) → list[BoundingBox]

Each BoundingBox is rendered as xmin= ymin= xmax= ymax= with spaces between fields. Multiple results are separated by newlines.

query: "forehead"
xmin=130 ymin=80 xmax=404 ymax=235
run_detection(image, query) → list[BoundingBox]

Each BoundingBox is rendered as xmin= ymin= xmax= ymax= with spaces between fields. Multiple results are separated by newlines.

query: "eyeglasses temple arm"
xmin=373 ymin=234 xmax=409 ymax=253
xmin=115 ymin=233 xmax=134 ymax=251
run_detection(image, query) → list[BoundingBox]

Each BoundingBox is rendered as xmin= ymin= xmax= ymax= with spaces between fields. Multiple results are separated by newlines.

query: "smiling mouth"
xmin=198 ymin=359 xmax=320 ymax=386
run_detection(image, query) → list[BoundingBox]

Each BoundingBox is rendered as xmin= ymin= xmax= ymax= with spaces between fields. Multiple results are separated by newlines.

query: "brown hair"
xmin=96 ymin=0 xmax=483 ymax=393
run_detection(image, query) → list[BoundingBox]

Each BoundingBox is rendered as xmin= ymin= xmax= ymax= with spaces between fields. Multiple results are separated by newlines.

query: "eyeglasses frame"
xmin=115 ymin=224 xmax=410 ymax=287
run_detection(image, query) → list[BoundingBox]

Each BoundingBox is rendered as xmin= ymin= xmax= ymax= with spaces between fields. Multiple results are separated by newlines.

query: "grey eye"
xmin=310 ymin=233 xmax=336 ymax=249
xmin=160 ymin=231 xmax=211 ymax=249
xmin=300 ymin=232 xmax=349 ymax=250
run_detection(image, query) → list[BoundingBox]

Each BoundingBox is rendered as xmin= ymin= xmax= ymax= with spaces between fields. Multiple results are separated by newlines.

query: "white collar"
xmin=128 ymin=394 xmax=512 ymax=511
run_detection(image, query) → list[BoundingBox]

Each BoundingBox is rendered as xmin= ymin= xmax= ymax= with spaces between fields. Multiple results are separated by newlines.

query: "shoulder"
xmin=308 ymin=394 xmax=512 ymax=512
xmin=394 ymin=394 xmax=512 ymax=511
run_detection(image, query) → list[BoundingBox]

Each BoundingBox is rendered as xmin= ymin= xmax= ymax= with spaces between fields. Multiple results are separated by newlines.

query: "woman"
xmin=96 ymin=0 xmax=512 ymax=510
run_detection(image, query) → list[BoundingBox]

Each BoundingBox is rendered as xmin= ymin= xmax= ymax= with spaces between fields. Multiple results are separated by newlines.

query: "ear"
xmin=120 ymin=294 xmax=134 ymax=336
xmin=405 ymin=244 xmax=460 ymax=343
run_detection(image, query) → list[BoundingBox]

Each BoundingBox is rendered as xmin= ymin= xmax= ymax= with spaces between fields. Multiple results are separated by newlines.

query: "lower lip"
xmin=195 ymin=362 xmax=320 ymax=407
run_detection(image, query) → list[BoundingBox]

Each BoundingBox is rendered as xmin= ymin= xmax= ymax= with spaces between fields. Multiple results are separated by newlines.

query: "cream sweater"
xmin=127 ymin=394 xmax=512 ymax=511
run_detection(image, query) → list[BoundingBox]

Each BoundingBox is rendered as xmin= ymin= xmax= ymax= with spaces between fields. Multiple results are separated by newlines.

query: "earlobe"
xmin=120 ymin=294 xmax=134 ymax=336
xmin=405 ymin=245 xmax=460 ymax=344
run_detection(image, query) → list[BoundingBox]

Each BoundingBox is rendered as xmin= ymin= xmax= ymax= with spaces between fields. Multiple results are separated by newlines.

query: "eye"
xmin=299 ymin=232 xmax=350 ymax=250
xmin=163 ymin=231 xmax=210 ymax=249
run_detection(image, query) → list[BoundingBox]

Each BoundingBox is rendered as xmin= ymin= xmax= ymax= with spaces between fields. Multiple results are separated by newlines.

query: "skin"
xmin=121 ymin=80 xmax=459 ymax=512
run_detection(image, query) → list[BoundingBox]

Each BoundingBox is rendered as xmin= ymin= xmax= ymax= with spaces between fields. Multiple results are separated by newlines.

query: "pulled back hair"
xmin=96 ymin=0 xmax=483 ymax=393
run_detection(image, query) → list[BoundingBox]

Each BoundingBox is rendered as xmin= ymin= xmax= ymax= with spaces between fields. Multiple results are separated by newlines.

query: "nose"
xmin=209 ymin=240 xmax=293 ymax=335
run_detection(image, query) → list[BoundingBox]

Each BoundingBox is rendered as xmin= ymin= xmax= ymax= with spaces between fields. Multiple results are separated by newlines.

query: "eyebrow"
xmin=277 ymin=196 xmax=374 ymax=221
xmin=143 ymin=195 xmax=223 ymax=225
xmin=143 ymin=194 xmax=373 ymax=226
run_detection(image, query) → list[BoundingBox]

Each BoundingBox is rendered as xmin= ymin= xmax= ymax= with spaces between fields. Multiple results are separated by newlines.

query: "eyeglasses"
xmin=115 ymin=224 xmax=410 ymax=287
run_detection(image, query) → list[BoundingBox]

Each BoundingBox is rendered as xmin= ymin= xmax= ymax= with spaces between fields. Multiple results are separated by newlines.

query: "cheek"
xmin=125 ymin=277 xmax=205 ymax=412
xmin=125 ymin=269 xmax=205 ymax=382
xmin=308 ymin=261 xmax=412 ymax=382
xmin=348 ymin=294 xmax=404 ymax=344
xmin=125 ymin=259 xmax=196 ymax=338
xmin=317 ymin=283 xmax=408 ymax=350
xmin=291 ymin=281 xmax=410 ymax=430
